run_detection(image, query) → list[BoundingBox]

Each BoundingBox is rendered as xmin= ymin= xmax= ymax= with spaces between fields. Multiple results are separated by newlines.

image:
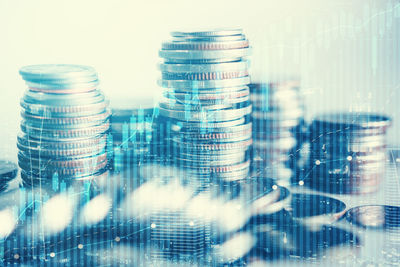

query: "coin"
xmin=171 ymin=29 xmax=243 ymax=37
xmin=162 ymin=40 xmax=249 ymax=50
xmin=19 ymin=64 xmax=98 ymax=82
xmin=159 ymin=61 xmax=248 ymax=73
xmin=287 ymin=194 xmax=346 ymax=229
xmin=346 ymin=205 xmax=400 ymax=229
xmin=172 ymin=34 xmax=246 ymax=42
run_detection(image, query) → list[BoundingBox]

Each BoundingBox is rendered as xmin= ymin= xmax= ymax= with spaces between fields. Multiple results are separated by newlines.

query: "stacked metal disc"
xmin=308 ymin=113 xmax=391 ymax=194
xmin=110 ymin=99 xmax=165 ymax=175
xmin=157 ymin=29 xmax=252 ymax=260
xmin=17 ymin=64 xmax=110 ymax=188
xmin=158 ymin=29 xmax=252 ymax=189
xmin=250 ymin=81 xmax=304 ymax=186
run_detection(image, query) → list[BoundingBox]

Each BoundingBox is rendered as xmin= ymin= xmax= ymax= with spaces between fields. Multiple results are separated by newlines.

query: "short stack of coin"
xmin=308 ymin=113 xmax=391 ymax=194
xmin=17 ymin=64 xmax=110 ymax=188
xmin=250 ymin=81 xmax=304 ymax=186
xmin=157 ymin=29 xmax=252 ymax=260
xmin=110 ymin=99 xmax=166 ymax=175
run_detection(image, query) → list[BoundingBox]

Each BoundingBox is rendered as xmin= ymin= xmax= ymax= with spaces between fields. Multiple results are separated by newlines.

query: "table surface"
xmin=2 ymin=149 xmax=400 ymax=266
xmin=270 ymin=148 xmax=400 ymax=267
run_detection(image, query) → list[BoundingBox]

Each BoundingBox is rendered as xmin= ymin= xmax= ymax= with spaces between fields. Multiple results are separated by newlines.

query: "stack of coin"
xmin=157 ymin=29 xmax=252 ymax=260
xmin=250 ymin=81 xmax=304 ymax=186
xmin=158 ymin=29 xmax=252 ymax=189
xmin=308 ymin=113 xmax=391 ymax=194
xmin=110 ymin=99 xmax=166 ymax=174
xmin=17 ymin=64 xmax=110 ymax=188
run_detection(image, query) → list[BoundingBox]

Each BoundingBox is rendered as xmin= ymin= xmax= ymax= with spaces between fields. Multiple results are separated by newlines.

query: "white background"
xmin=0 ymin=0 xmax=399 ymax=160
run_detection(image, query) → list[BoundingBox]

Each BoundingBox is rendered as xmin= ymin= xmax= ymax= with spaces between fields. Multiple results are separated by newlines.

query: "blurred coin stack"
xmin=250 ymin=81 xmax=304 ymax=186
xmin=17 ymin=64 xmax=110 ymax=188
xmin=110 ymin=99 xmax=166 ymax=175
xmin=157 ymin=29 xmax=252 ymax=260
xmin=0 ymin=161 xmax=18 ymax=192
xmin=308 ymin=113 xmax=391 ymax=194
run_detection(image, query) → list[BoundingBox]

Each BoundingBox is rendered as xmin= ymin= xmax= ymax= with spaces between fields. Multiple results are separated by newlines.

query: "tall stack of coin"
xmin=159 ymin=29 xmax=252 ymax=188
xmin=157 ymin=29 xmax=252 ymax=260
xmin=110 ymin=99 xmax=166 ymax=175
xmin=308 ymin=113 xmax=391 ymax=194
xmin=17 ymin=64 xmax=110 ymax=188
xmin=250 ymin=81 xmax=304 ymax=186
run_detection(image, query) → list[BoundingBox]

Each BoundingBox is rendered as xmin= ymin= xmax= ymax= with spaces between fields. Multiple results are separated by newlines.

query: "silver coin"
xmin=176 ymin=130 xmax=252 ymax=143
xmin=171 ymin=29 xmax=243 ymax=37
xmin=159 ymin=48 xmax=251 ymax=60
xmin=20 ymin=168 xmax=109 ymax=185
xmin=164 ymin=94 xmax=249 ymax=107
xmin=18 ymin=151 xmax=107 ymax=169
xmin=164 ymin=87 xmax=249 ymax=101
xmin=171 ymin=118 xmax=246 ymax=130
xmin=174 ymin=121 xmax=251 ymax=134
xmin=17 ymin=139 xmax=107 ymax=156
xmin=25 ymin=80 xmax=99 ymax=91
xmin=17 ymin=133 xmax=107 ymax=150
xmin=21 ymin=110 xmax=110 ymax=125
xmin=19 ymin=162 xmax=108 ymax=180
xmin=162 ymin=40 xmax=249 ymax=50
xmin=161 ymin=70 xmax=248 ymax=81
xmin=21 ymin=120 xmax=109 ymax=140
xmin=159 ymin=61 xmax=248 ymax=73
xmin=21 ymin=99 xmax=109 ymax=118
xmin=288 ymin=194 xmax=346 ymax=229
xmin=178 ymin=151 xmax=247 ymax=162
xmin=346 ymin=205 xmax=400 ymax=229
xmin=158 ymin=100 xmax=234 ymax=111
xmin=19 ymin=64 xmax=97 ymax=81
xmin=159 ymin=104 xmax=251 ymax=121
xmin=19 ymin=158 xmax=108 ymax=178
xmin=159 ymin=76 xmax=250 ymax=89
xmin=169 ymin=85 xmax=249 ymax=94
xmin=18 ymin=143 xmax=106 ymax=158
xmin=22 ymin=118 xmax=109 ymax=131
xmin=172 ymin=34 xmax=246 ymax=42
xmin=173 ymin=138 xmax=252 ymax=151
xmin=23 ymin=90 xmax=104 ymax=106
xmin=163 ymin=57 xmax=247 ymax=64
